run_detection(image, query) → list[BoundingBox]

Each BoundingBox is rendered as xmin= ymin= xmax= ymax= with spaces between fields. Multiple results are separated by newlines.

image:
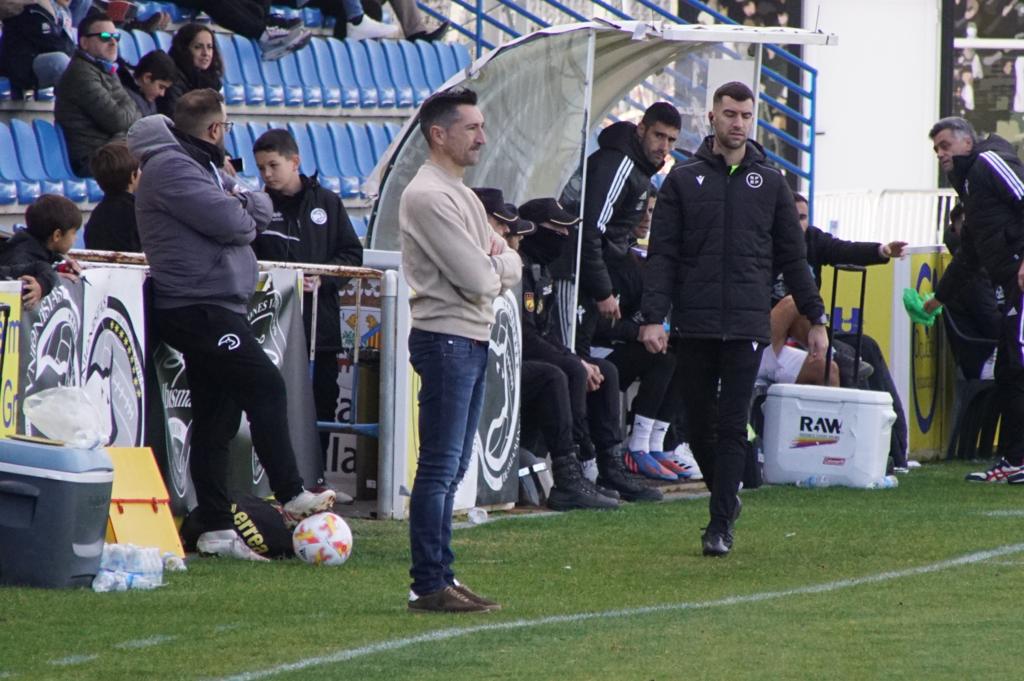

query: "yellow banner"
xmin=0 ymin=282 xmax=22 ymax=437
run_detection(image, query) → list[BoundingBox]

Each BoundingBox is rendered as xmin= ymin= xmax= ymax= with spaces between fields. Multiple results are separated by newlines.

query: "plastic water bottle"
xmin=163 ymin=553 xmax=187 ymax=572
xmin=92 ymin=569 xmax=129 ymax=593
xmin=867 ymin=475 xmax=899 ymax=490
xmin=99 ymin=543 xmax=126 ymax=572
xmin=795 ymin=475 xmax=832 ymax=488
xmin=467 ymin=507 xmax=488 ymax=525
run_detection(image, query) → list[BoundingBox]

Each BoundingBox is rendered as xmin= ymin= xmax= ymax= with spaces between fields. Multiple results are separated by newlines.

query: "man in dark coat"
xmin=0 ymin=0 xmax=75 ymax=92
xmin=925 ymin=116 xmax=1024 ymax=484
xmin=640 ymin=82 xmax=826 ymax=557
xmin=54 ymin=12 xmax=140 ymax=176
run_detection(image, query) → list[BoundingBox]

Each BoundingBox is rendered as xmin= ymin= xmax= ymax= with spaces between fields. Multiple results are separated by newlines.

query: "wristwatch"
xmin=812 ymin=313 xmax=828 ymax=326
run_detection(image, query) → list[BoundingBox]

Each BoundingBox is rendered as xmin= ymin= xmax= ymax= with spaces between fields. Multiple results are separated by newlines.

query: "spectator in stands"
xmin=168 ymin=1 xmax=311 ymax=60
xmin=399 ymin=88 xmax=519 ymax=613
xmin=286 ymin=0 xmax=400 ymax=41
xmin=0 ymin=194 xmax=80 ymax=278
xmin=473 ymin=188 xmax=619 ymax=512
xmin=83 ymin=141 xmax=140 ymax=251
xmin=54 ymin=12 xmax=140 ymax=176
xmin=0 ymin=0 xmax=76 ymax=93
xmin=157 ymin=24 xmax=223 ymax=118
xmin=926 ymin=116 xmax=1024 ymax=484
xmin=639 ymin=82 xmax=827 ymax=557
xmin=127 ymin=90 xmax=336 ymax=561
xmin=251 ymin=128 xmax=364 ymax=489
xmin=517 ymin=197 xmax=661 ymax=504
xmin=119 ymin=49 xmax=176 ymax=117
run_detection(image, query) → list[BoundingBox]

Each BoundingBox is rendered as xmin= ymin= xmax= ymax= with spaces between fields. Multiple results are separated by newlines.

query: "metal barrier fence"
xmin=418 ymin=0 xmax=820 ymax=203
xmin=71 ymin=250 xmax=399 ymax=519
xmin=815 ymin=189 xmax=958 ymax=247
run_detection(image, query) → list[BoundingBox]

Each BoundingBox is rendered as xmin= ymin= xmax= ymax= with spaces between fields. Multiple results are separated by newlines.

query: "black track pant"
xmin=520 ymin=361 xmax=574 ymax=459
xmin=539 ymin=353 xmax=622 ymax=458
xmin=174 ymin=0 xmax=270 ymax=39
xmin=606 ymin=340 xmax=677 ymax=421
xmin=155 ymin=304 xmax=304 ymax=529
xmin=995 ymin=293 xmax=1024 ymax=466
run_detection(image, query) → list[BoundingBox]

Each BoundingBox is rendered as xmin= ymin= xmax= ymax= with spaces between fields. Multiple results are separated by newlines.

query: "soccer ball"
xmin=292 ymin=512 xmax=353 ymax=566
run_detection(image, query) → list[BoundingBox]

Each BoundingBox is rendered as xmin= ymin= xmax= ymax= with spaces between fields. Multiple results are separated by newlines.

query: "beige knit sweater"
xmin=399 ymin=160 xmax=522 ymax=341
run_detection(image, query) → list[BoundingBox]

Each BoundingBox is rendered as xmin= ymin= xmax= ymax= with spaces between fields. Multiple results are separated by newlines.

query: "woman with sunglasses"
xmin=0 ymin=0 xmax=76 ymax=93
xmin=54 ymin=12 xmax=141 ymax=176
xmin=157 ymin=23 xmax=224 ymax=118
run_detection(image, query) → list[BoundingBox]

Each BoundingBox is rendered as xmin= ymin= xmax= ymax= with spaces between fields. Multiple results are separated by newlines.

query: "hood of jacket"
xmin=127 ymin=114 xmax=179 ymax=162
xmin=597 ymin=121 xmax=662 ymax=177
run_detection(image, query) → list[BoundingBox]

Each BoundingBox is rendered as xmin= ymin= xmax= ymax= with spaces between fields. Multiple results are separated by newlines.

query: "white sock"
xmin=628 ymin=415 xmax=655 ymax=452
xmin=649 ymin=420 xmax=670 ymax=453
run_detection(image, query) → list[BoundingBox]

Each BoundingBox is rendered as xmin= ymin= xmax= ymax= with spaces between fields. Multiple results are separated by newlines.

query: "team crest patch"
xmin=310 ymin=208 xmax=328 ymax=225
xmin=746 ymin=172 xmax=763 ymax=189
xmin=524 ymin=292 xmax=535 ymax=312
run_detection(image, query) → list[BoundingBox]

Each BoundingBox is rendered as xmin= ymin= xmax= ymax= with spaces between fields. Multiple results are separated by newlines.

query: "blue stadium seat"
xmin=215 ymin=33 xmax=252 ymax=105
xmin=302 ymin=7 xmax=323 ymax=27
xmin=365 ymin=123 xmax=390 ymax=167
xmin=269 ymin=5 xmax=301 ymax=22
xmin=331 ymin=38 xmax=376 ymax=107
xmin=376 ymin=41 xmax=411 ymax=107
xmin=230 ymin=124 xmax=260 ymax=184
xmin=451 ymin=43 xmax=472 ymax=71
xmin=383 ymin=122 xmax=401 ymax=144
xmin=323 ymin=38 xmax=360 ymax=108
xmin=435 ymin=41 xmax=459 ymax=81
xmin=0 ymin=123 xmax=41 ymax=204
xmin=328 ymin=122 xmax=365 ymax=197
xmin=309 ymin=122 xmax=358 ymax=198
xmin=359 ymin=40 xmax=397 ymax=108
xmin=257 ymin=49 xmax=300 ymax=107
xmin=232 ymin=34 xmax=274 ymax=105
xmin=50 ymin=123 xmax=103 ymax=201
xmin=34 ymin=87 xmax=55 ymax=102
xmin=416 ymin=41 xmax=445 ymax=92
xmin=20 ymin=120 xmax=87 ymax=202
xmin=345 ymin=122 xmax=376 ymax=180
xmin=119 ymin=31 xmax=140 ymax=67
xmin=248 ymin=121 xmax=269 ymax=141
xmin=10 ymin=121 xmax=65 ymax=197
xmin=309 ymin=38 xmax=345 ymax=109
xmin=340 ymin=40 xmax=379 ymax=108
xmin=132 ymin=29 xmax=157 ymax=57
xmin=154 ymin=30 xmax=172 ymax=53
xmin=295 ymin=42 xmax=336 ymax=107
xmin=398 ymin=41 xmax=431 ymax=104
xmin=288 ymin=123 xmax=341 ymax=193
xmin=349 ymin=215 xmax=367 ymax=238
xmin=0 ymin=77 xmax=10 ymax=101
xmin=279 ymin=51 xmax=320 ymax=106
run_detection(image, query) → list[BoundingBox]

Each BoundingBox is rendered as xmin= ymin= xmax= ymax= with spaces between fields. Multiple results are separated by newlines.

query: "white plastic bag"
xmin=22 ymin=386 xmax=110 ymax=449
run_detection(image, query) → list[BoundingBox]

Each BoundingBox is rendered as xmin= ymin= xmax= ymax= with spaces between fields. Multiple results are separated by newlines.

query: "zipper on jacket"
xmin=721 ymin=168 xmax=732 ymax=341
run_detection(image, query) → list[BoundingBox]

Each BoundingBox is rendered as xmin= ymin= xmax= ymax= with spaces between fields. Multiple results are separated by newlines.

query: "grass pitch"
xmin=1 ymin=462 xmax=1022 ymax=680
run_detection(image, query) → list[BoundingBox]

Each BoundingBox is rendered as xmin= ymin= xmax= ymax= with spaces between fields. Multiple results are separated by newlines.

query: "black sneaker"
xmin=597 ymin=448 xmax=663 ymax=502
xmin=408 ymin=586 xmax=495 ymax=613
xmin=701 ymin=530 xmax=732 ymax=557
xmin=548 ymin=455 xmax=619 ymax=511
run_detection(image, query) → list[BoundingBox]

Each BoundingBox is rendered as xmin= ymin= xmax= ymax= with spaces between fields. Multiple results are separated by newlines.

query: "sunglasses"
xmin=84 ymin=31 xmax=121 ymax=42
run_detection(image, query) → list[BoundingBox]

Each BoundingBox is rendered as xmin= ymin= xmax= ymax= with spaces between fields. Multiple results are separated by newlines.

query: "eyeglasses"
xmin=84 ymin=31 xmax=121 ymax=42
xmin=209 ymin=120 xmax=234 ymax=133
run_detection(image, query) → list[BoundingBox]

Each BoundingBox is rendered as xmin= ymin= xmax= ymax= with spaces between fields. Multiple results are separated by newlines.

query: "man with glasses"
xmin=55 ymin=12 xmax=140 ymax=176
xmin=127 ymin=89 xmax=337 ymax=561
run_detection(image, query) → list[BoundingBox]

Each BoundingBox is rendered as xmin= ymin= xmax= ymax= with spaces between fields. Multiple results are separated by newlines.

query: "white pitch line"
xmin=213 ymin=541 xmax=1024 ymax=681
xmin=114 ymin=635 xmax=177 ymax=650
xmin=47 ymin=654 xmax=99 ymax=667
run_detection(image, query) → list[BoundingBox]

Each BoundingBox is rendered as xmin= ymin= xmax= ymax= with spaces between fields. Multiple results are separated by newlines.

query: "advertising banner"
xmin=0 ymin=281 xmax=21 ymax=437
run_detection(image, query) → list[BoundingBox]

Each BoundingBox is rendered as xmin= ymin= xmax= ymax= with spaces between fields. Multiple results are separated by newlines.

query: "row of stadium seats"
xmin=134 ymin=2 xmax=341 ymax=29
xmin=0 ymin=118 xmax=401 ymax=205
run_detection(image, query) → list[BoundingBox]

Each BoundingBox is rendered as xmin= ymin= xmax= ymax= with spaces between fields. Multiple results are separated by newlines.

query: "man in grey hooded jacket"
xmin=128 ymin=89 xmax=335 ymax=561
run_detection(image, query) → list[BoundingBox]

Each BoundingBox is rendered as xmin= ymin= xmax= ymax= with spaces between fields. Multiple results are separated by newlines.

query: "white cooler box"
xmin=762 ymin=383 xmax=896 ymax=488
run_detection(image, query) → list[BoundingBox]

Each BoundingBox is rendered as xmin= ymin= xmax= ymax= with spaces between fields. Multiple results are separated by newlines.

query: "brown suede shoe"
xmin=452 ymin=582 xmax=501 ymax=611
xmin=408 ymin=586 xmax=496 ymax=613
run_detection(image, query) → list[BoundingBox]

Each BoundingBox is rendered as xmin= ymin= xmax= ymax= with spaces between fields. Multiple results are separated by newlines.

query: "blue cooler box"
xmin=0 ymin=438 xmax=114 ymax=588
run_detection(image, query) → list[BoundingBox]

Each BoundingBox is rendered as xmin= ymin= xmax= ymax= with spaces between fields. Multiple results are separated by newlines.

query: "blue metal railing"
xmin=416 ymin=0 xmax=819 ymax=208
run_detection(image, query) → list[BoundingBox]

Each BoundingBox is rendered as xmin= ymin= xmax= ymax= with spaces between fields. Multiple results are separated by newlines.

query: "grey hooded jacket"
xmin=127 ymin=115 xmax=273 ymax=313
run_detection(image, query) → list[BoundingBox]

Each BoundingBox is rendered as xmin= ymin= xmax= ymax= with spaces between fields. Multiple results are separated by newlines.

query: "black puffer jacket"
xmin=642 ymin=136 xmax=824 ymax=342
xmin=935 ymin=134 xmax=1024 ymax=305
xmin=771 ymin=225 xmax=887 ymax=305
xmin=577 ymin=121 xmax=661 ymax=302
xmin=0 ymin=3 xmax=74 ymax=91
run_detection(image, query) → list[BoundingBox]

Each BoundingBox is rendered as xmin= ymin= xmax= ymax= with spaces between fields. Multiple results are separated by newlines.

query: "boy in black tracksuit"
xmin=252 ymin=129 xmax=364 ymax=480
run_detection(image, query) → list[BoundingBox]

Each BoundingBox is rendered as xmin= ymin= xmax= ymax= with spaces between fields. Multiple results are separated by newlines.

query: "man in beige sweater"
xmin=400 ymin=87 xmax=521 ymax=613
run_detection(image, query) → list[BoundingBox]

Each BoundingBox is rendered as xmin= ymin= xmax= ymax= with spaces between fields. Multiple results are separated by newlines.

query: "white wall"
xmin=802 ymin=0 xmax=942 ymax=193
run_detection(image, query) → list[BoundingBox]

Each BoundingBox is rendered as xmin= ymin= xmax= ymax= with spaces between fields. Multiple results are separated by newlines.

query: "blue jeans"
xmin=407 ymin=328 xmax=489 ymax=596
xmin=33 ymin=53 xmax=71 ymax=89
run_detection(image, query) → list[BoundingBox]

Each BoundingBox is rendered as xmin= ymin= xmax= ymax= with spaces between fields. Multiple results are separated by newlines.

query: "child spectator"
xmin=0 ymin=195 xmax=81 ymax=307
xmin=120 ymin=49 xmax=177 ymax=117
xmin=84 ymin=141 xmax=141 ymax=251
xmin=251 ymin=128 xmax=363 ymax=485
xmin=0 ymin=0 xmax=76 ymax=93
xmin=157 ymin=23 xmax=223 ymax=118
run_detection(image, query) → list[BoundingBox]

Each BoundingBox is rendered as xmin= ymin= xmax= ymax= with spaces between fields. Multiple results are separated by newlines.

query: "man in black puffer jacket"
xmin=926 ymin=117 xmax=1024 ymax=484
xmin=640 ymin=82 xmax=827 ymax=557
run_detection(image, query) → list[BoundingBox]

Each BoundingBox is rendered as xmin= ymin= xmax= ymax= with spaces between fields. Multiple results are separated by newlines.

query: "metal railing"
xmin=418 ymin=0 xmax=820 ymax=206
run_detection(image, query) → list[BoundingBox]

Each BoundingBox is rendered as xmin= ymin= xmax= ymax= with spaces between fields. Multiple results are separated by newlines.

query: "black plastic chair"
xmin=943 ymin=312 xmax=999 ymax=460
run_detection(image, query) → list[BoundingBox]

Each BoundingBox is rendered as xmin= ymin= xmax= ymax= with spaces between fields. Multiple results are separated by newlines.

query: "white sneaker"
xmin=259 ymin=26 xmax=312 ymax=61
xmin=346 ymin=15 xmax=400 ymax=40
xmin=668 ymin=443 xmax=703 ymax=481
xmin=282 ymin=488 xmax=337 ymax=527
xmin=580 ymin=458 xmax=598 ymax=483
xmin=196 ymin=530 xmax=270 ymax=562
